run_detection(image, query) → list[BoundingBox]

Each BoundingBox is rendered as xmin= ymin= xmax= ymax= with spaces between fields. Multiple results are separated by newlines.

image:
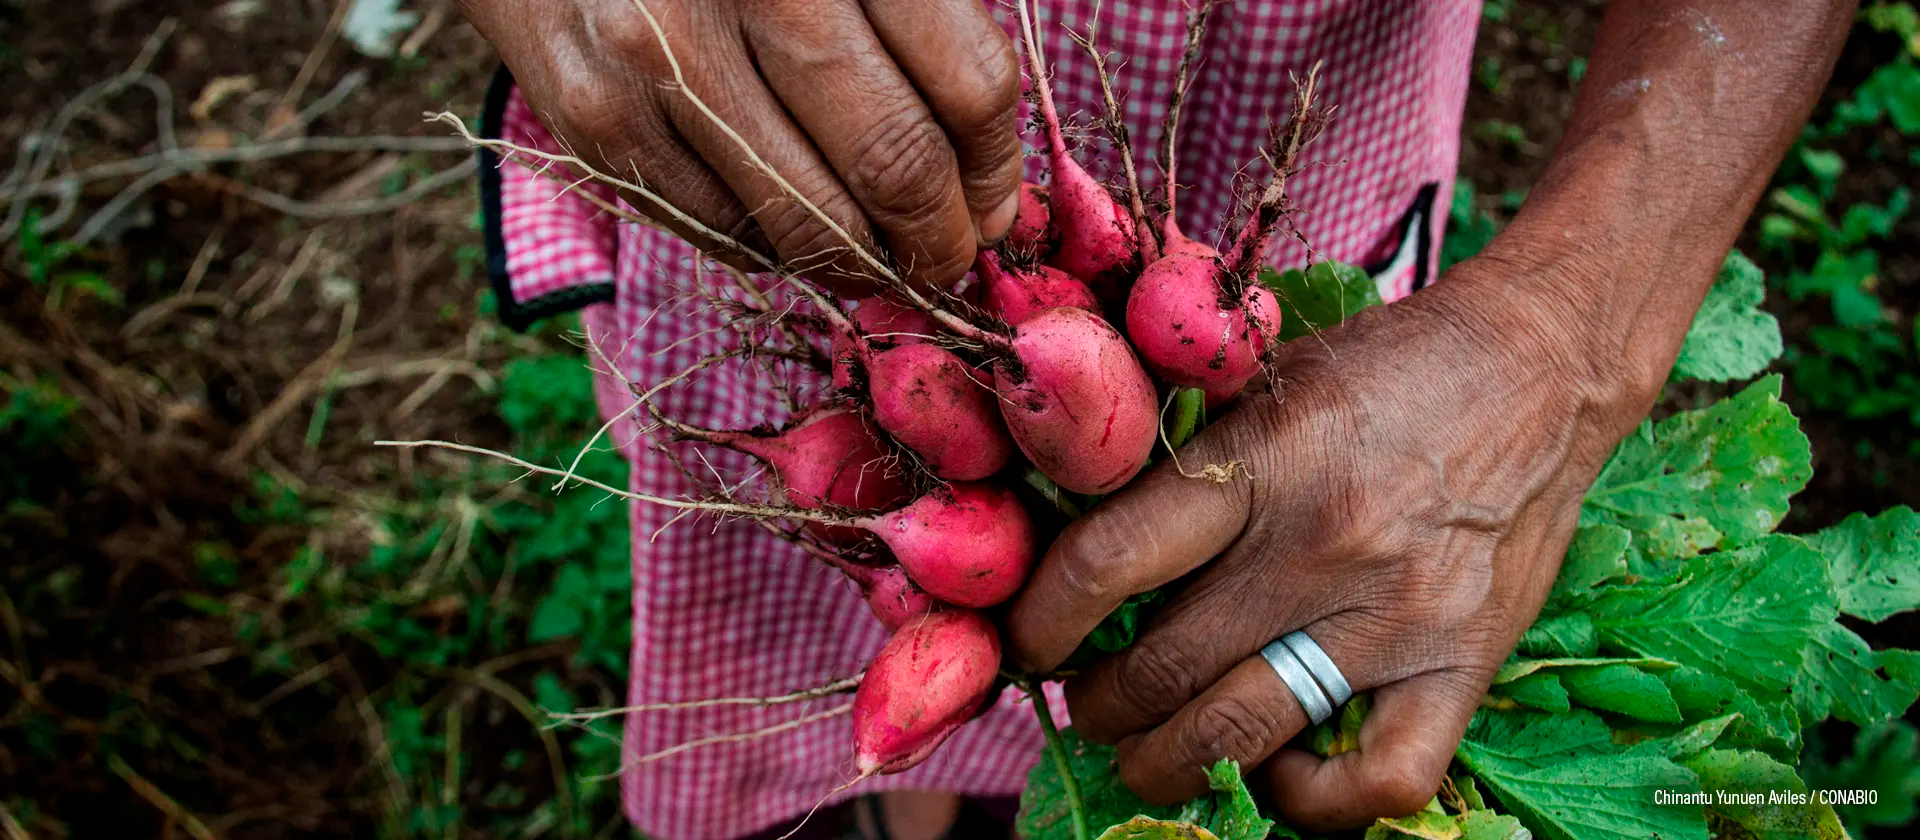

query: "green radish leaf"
xmin=1790 ymin=622 xmax=1920 ymax=728
xmin=1492 ymin=657 xmax=1676 ymax=684
xmin=1176 ymin=760 xmax=1278 ymax=840
xmin=1261 ymin=261 xmax=1383 ymax=342
xmin=1804 ymin=506 xmax=1920 ymax=622
xmin=1518 ymin=614 xmax=1598 ymax=658
xmin=1455 ymin=709 xmax=1706 ymax=840
xmin=1019 ymin=728 xmax=1178 ymax=840
xmin=1559 ymin=664 xmax=1683 ymax=723
xmin=1550 ymin=524 xmax=1632 ymax=604
xmin=1669 ymin=251 xmax=1783 ymax=383
xmin=1679 ymin=749 xmax=1846 ymax=840
xmin=1366 ymin=809 xmax=1531 ymax=840
xmin=1657 ymin=666 xmax=1802 ymax=761
xmin=1094 ymin=818 xmax=1221 ymax=840
xmin=1579 ymin=376 xmax=1811 ymax=564
xmin=1491 ymin=672 xmax=1571 ymax=713
xmin=1585 ymin=535 xmax=1832 ymax=695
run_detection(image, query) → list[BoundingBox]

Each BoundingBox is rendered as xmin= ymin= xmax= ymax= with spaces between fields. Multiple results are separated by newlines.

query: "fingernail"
xmin=976 ymin=189 xmax=1021 ymax=247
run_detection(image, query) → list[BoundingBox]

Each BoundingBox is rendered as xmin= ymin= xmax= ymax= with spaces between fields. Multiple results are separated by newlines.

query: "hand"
xmin=1005 ymin=253 xmax=1655 ymax=830
xmin=457 ymin=0 xmax=1024 ymax=294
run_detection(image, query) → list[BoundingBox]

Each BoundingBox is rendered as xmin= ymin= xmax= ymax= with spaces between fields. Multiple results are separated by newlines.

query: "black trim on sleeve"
xmin=1362 ymin=181 xmax=1439 ymax=292
xmin=477 ymin=63 xmax=616 ymax=332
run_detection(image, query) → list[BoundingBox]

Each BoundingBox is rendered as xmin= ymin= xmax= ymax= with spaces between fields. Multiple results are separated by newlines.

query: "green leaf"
xmin=1791 ymin=622 xmax=1920 ymax=728
xmin=1560 ymin=664 xmax=1683 ymax=723
xmin=1456 ymin=709 xmax=1706 ymax=840
xmin=1020 ymin=728 xmax=1178 ymax=840
xmin=1658 ymin=666 xmax=1802 ymax=761
xmin=1552 ymin=525 xmax=1631 ymax=603
xmin=1580 ymin=377 xmax=1811 ymax=560
xmin=1518 ymin=614 xmax=1598 ymax=658
xmin=1367 ymin=809 xmax=1531 ymax=840
xmin=1492 ymin=656 xmax=1675 ymax=685
xmin=1175 ymin=760 xmax=1275 ymax=840
xmin=1626 ymin=714 xmax=1739 ymax=761
xmin=1804 ymin=506 xmax=1920 ymax=622
xmin=1094 ymin=818 xmax=1221 ymax=840
xmin=1680 ymin=749 xmax=1845 ymax=839
xmin=1261 ymin=261 xmax=1384 ymax=342
xmin=1670 ymin=251 xmax=1783 ymax=383
xmin=1492 ymin=672 xmax=1570 ymax=713
xmin=1586 ymin=536 xmax=1833 ymax=694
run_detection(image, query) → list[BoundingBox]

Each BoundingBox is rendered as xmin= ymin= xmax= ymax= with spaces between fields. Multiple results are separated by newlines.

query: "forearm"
xmin=1455 ymin=0 xmax=1853 ymax=425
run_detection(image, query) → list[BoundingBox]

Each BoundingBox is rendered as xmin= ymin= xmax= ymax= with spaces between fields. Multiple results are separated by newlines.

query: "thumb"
xmin=1004 ymin=425 xmax=1254 ymax=672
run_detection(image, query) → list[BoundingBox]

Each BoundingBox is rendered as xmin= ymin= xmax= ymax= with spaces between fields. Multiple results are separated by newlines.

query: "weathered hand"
xmin=1005 ymin=254 xmax=1654 ymax=830
xmin=457 ymin=0 xmax=1023 ymax=293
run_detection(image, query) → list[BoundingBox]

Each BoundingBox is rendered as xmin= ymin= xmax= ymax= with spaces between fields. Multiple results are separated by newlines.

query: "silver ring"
xmin=1260 ymin=640 xmax=1332 ymax=724
xmin=1281 ymin=631 xmax=1352 ymax=706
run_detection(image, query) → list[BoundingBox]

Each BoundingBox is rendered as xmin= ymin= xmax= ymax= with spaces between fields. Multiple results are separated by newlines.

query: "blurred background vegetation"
xmin=1 ymin=1 xmax=1916 ymax=838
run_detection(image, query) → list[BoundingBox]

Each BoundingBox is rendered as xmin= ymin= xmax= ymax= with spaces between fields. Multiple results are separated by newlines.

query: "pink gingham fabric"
xmin=484 ymin=2 xmax=1478 ymax=837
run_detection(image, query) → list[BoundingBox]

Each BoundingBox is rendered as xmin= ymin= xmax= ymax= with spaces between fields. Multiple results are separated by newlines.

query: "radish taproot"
xmin=976 ymin=250 xmax=1098 ymax=325
xmin=993 ymin=307 xmax=1158 ymax=495
xmin=853 ymin=609 xmax=1002 ymax=774
xmin=862 ymin=343 xmax=1014 ymax=481
xmin=857 ymin=481 xmax=1036 ymax=609
xmin=1124 ymin=255 xmax=1283 ymax=393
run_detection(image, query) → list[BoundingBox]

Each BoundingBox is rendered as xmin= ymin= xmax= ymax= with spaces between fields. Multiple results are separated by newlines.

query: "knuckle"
xmin=1185 ymin=697 xmax=1279 ymax=764
xmin=842 ymin=107 xmax=959 ymax=221
xmin=1052 ymin=522 xmax=1142 ymax=606
xmin=950 ymin=32 xmax=1022 ymax=134
xmin=1115 ymin=643 xmax=1203 ymax=717
xmin=596 ymin=12 xmax=666 ymax=67
xmin=1369 ymin=755 xmax=1444 ymax=817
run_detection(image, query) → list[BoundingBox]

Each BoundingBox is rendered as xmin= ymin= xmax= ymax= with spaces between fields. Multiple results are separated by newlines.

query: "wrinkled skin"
xmin=458 ymin=0 xmax=1024 ymax=293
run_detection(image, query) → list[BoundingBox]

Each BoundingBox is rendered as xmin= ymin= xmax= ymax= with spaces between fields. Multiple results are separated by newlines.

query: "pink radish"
xmin=992 ymin=307 xmax=1158 ymax=495
xmin=848 ymin=563 xmax=939 ymax=632
xmin=862 ymin=343 xmax=1014 ymax=481
xmin=853 ymin=610 xmax=1002 ymax=774
xmin=975 ymin=250 xmax=1098 ymax=325
xmin=656 ymin=405 xmax=912 ymax=543
xmin=1124 ymin=63 xmax=1321 ymax=395
xmin=857 ymin=481 xmax=1036 ymax=609
xmin=1016 ymin=0 xmax=1139 ymax=308
xmin=831 ymin=297 xmax=941 ymax=391
xmin=1124 ymin=254 xmax=1283 ymax=392
xmin=1004 ymin=182 xmax=1055 ymax=258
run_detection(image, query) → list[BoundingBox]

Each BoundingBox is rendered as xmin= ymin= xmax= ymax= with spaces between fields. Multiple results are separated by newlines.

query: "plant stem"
xmin=1027 ymin=682 xmax=1091 ymax=840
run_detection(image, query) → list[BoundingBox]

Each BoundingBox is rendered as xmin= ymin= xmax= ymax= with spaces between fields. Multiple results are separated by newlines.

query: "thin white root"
xmin=373 ymin=439 xmax=852 ymax=525
xmin=587 ymin=704 xmax=852 ymax=779
xmin=428 ymin=111 xmax=782 ymax=274
xmin=546 ymin=676 xmax=862 ymax=722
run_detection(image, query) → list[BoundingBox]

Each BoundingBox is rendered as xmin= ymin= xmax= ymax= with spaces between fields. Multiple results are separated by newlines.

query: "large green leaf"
xmin=1455 ymin=710 xmax=1706 ymax=840
xmin=1096 ymin=818 xmax=1222 ymax=840
xmin=1175 ymin=760 xmax=1278 ymax=840
xmin=1579 ymin=376 xmax=1811 ymax=560
xmin=1020 ymin=728 xmax=1178 ymax=840
xmin=1804 ymin=506 xmax=1920 ymax=622
xmin=1791 ymin=622 xmax=1920 ymax=728
xmin=1670 ymin=251 xmax=1783 ymax=383
xmin=1558 ymin=664 xmax=1682 ymax=724
xmin=1261 ymin=261 xmax=1384 ymax=342
xmin=1585 ymin=535 xmax=1832 ymax=694
xmin=1680 ymin=749 xmax=1845 ymax=839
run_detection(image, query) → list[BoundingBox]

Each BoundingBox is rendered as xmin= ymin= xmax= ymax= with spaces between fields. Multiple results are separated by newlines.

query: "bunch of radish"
xmin=495 ymin=0 xmax=1325 ymax=794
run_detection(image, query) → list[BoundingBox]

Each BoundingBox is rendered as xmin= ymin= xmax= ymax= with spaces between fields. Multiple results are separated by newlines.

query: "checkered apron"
xmin=481 ymin=2 xmax=1479 ymax=836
